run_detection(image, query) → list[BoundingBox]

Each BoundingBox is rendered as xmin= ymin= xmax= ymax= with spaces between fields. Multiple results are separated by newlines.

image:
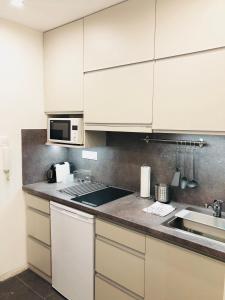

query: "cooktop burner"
xmin=71 ymin=187 xmax=133 ymax=207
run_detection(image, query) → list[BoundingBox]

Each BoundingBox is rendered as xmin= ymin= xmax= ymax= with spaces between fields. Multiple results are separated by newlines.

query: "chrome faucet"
xmin=206 ymin=200 xmax=224 ymax=218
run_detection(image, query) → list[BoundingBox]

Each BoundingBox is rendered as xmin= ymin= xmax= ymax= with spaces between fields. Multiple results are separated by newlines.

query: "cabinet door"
xmin=155 ymin=0 xmax=225 ymax=58
xmin=84 ymin=62 xmax=153 ymax=129
xmin=153 ymin=49 xmax=225 ymax=132
xmin=84 ymin=0 xmax=155 ymax=71
xmin=44 ymin=20 xmax=83 ymax=113
xmin=145 ymin=237 xmax=225 ymax=300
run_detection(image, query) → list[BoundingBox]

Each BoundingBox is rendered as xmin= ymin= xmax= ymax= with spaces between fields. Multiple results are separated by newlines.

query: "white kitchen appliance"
xmin=50 ymin=202 xmax=94 ymax=300
xmin=55 ymin=162 xmax=70 ymax=183
xmin=48 ymin=117 xmax=84 ymax=145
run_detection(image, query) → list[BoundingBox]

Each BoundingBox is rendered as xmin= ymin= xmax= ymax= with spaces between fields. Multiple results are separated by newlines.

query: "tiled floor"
xmin=0 ymin=269 xmax=66 ymax=300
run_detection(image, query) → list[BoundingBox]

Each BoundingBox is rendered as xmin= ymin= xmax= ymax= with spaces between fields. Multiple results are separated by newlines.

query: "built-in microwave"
xmin=48 ymin=118 xmax=84 ymax=145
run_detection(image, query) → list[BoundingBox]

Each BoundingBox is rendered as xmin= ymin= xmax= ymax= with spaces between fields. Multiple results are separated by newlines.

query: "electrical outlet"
xmin=82 ymin=150 xmax=97 ymax=161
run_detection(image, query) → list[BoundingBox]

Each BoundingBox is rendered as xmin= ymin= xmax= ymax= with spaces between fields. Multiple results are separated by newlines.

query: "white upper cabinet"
xmin=84 ymin=62 xmax=154 ymax=132
xmin=155 ymin=0 xmax=225 ymax=59
xmin=153 ymin=49 xmax=225 ymax=133
xmin=44 ymin=20 xmax=83 ymax=113
xmin=84 ymin=0 xmax=155 ymax=72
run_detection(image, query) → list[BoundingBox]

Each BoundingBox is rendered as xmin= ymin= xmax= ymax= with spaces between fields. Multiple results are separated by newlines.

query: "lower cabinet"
xmin=96 ymin=219 xmax=225 ymax=300
xmin=25 ymin=193 xmax=52 ymax=282
xmin=145 ymin=237 xmax=225 ymax=300
xmin=24 ymin=196 xmax=225 ymax=299
xmin=95 ymin=219 xmax=145 ymax=300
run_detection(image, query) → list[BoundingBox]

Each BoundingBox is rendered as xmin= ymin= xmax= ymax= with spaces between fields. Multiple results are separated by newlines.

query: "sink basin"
xmin=163 ymin=208 xmax=225 ymax=243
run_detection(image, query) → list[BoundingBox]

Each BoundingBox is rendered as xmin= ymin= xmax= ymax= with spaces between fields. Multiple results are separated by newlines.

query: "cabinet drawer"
xmin=96 ymin=219 xmax=145 ymax=253
xmin=95 ymin=276 xmax=138 ymax=300
xmin=25 ymin=193 xmax=50 ymax=214
xmin=96 ymin=238 xmax=144 ymax=297
xmin=27 ymin=208 xmax=51 ymax=245
xmin=27 ymin=237 xmax=51 ymax=277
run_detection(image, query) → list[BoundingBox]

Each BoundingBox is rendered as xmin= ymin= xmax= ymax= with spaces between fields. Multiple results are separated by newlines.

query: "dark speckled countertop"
xmin=23 ymin=181 xmax=225 ymax=263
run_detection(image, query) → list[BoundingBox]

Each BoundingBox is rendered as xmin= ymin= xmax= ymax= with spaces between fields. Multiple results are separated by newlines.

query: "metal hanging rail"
xmin=142 ymin=136 xmax=207 ymax=148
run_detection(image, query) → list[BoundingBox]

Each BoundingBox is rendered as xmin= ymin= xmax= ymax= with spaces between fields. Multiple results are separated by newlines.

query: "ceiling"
xmin=0 ymin=0 xmax=126 ymax=31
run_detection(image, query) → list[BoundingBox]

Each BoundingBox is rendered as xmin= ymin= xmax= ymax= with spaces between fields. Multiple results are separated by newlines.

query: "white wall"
xmin=0 ymin=19 xmax=45 ymax=280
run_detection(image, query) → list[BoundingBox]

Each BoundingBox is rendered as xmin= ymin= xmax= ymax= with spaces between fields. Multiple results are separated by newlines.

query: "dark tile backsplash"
xmin=68 ymin=132 xmax=225 ymax=208
xmin=22 ymin=129 xmax=68 ymax=184
xmin=22 ymin=129 xmax=225 ymax=209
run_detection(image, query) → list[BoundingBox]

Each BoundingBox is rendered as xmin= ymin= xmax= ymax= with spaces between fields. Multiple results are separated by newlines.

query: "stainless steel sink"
xmin=163 ymin=208 xmax=225 ymax=243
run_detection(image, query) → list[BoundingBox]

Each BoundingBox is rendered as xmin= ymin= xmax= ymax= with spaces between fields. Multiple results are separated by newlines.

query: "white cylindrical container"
xmin=140 ymin=165 xmax=151 ymax=198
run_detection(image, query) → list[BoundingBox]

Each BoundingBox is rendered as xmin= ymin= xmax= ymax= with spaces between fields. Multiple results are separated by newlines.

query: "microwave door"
xmin=50 ymin=120 xmax=71 ymax=143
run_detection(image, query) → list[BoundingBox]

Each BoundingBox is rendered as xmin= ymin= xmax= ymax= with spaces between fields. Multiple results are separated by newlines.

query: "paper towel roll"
xmin=140 ymin=165 xmax=151 ymax=198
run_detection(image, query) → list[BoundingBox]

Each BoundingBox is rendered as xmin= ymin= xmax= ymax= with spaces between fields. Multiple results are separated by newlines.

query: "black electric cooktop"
xmin=71 ymin=187 xmax=133 ymax=207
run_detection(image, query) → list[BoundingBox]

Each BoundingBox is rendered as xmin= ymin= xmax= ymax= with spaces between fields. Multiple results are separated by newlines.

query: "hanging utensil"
xmin=180 ymin=141 xmax=188 ymax=189
xmin=171 ymin=142 xmax=181 ymax=187
xmin=187 ymin=144 xmax=198 ymax=188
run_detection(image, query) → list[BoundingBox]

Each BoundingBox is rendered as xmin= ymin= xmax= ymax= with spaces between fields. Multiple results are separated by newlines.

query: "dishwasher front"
xmin=50 ymin=202 xmax=95 ymax=300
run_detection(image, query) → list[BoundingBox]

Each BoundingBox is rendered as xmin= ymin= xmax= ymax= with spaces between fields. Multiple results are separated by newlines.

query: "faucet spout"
xmin=206 ymin=200 xmax=224 ymax=218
